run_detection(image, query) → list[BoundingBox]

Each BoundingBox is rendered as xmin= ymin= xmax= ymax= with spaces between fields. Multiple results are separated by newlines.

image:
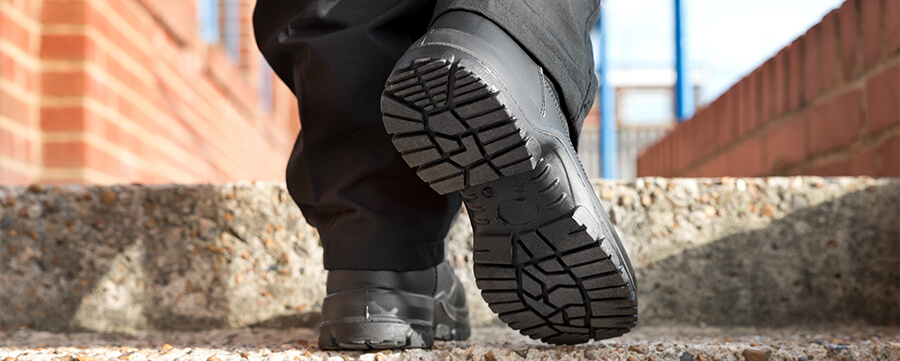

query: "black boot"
xmin=318 ymin=261 xmax=470 ymax=350
xmin=380 ymin=11 xmax=638 ymax=345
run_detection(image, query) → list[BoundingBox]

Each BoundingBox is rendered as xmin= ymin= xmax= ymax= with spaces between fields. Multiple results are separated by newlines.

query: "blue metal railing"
xmin=675 ymin=0 xmax=694 ymax=122
xmin=595 ymin=4 xmax=618 ymax=179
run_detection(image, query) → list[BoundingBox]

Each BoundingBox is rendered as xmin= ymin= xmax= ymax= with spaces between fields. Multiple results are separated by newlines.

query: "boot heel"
xmin=318 ymin=287 xmax=436 ymax=350
xmin=319 ymin=321 xmax=434 ymax=350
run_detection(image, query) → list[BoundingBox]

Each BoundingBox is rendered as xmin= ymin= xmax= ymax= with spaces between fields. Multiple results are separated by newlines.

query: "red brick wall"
xmin=1 ymin=0 xmax=42 ymax=183
xmin=638 ymin=0 xmax=899 ymax=178
xmin=0 ymin=0 xmax=300 ymax=185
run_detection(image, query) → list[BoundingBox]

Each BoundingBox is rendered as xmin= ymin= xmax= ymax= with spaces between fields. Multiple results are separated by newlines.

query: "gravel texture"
xmin=1 ymin=326 xmax=898 ymax=361
xmin=1 ymin=177 xmax=898 ymax=332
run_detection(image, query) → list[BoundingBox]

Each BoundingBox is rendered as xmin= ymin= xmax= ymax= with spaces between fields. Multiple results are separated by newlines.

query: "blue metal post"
xmin=197 ymin=0 xmax=220 ymax=44
xmin=596 ymin=5 xmax=618 ymax=179
xmin=675 ymin=0 xmax=694 ymax=122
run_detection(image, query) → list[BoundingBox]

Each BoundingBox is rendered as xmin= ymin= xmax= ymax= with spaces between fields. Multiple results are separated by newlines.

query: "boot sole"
xmin=382 ymin=55 xmax=638 ymax=344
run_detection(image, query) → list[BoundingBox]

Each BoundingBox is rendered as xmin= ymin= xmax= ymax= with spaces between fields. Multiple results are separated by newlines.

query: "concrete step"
xmin=2 ymin=326 xmax=898 ymax=361
xmin=1 ymin=177 xmax=897 ymax=333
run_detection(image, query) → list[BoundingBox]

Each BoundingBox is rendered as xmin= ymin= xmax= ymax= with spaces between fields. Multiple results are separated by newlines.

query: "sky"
xmin=603 ymin=0 xmax=846 ymax=104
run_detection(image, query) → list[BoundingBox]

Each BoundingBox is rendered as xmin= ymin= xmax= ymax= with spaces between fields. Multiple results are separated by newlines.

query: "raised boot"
xmin=380 ymin=11 xmax=638 ymax=345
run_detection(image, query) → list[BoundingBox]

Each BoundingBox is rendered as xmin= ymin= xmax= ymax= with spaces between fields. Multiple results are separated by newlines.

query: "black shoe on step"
xmin=380 ymin=11 xmax=638 ymax=345
xmin=318 ymin=261 xmax=470 ymax=350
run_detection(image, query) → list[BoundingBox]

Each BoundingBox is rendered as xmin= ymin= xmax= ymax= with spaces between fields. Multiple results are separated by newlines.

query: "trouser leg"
xmin=254 ymin=0 xmax=461 ymax=272
xmin=253 ymin=0 xmax=601 ymax=271
xmin=433 ymin=0 xmax=601 ymax=143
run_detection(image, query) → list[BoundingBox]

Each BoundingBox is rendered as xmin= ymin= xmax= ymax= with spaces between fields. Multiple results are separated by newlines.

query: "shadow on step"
xmin=634 ymin=183 xmax=899 ymax=326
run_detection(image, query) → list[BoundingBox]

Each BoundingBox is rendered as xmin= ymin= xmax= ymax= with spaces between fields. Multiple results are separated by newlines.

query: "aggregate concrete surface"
xmin=2 ymin=326 xmax=898 ymax=361
xmin=1 ymin=177 xmax=898 ymax=332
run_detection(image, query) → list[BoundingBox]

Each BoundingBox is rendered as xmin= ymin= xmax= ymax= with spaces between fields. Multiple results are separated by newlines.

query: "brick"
xmin=786 ymin=39 xmax=804 ymax=112
xmin=133 ymin=0 xmax=194 ymax=47
xmin=887 ymin=0 xmax=900 ymax=57
xmin=815 ymin=159 xmax=853 ymax=176
xmin=120 ymin=131 xmax=144 ymax=160
xmin=683 ymin=121 xmax=696 ymax=172
xmin=0 ymin=167 xmax=30 ymax=185
xmin=681 ymin=168 xmax=697 ymax=178
xmin=669 ymin=125 xmax=683 ymax=173
xmin=746 ymin=70 xmax=762 ymax=135
xmin=0 ymin=91 xmax=31 ymax=126
xmin=818 ymin=10 xmax=838 ymax=92
xmin=850 ymin=145 xmax=879 ymax=176
xmin=772 ymin=49 xmax=787 ymax=119
xmin=865 ymin=63 xmax=900 ymax=134
xmin=804 ymin=24 xmax=822 ymax=100
xmin=0 ymin=11 xmax=31 ymax=51
xmin=40 ymin=106 xmax=87 ymax=132
xmin=810 ymin=90 xmax=863 ymax=153
xmin=42 ymin=0 xmax=87 ymax=25
xmin=90 ymin=143 xmax=123 ymax=179
xmin=793 ymin=163 xmax=820 ymax=176
xmin=105 ymin=122 xmax=125 ymax=146
xmin=0 ymin=53 xmax=15 ymax=82
xmin=662 ymin=135 xmax=673 ymax=177
xmin=668 ymin=134 xmax=679 ymax=177
xmin=729 ymin=135 xmax=764 ymax=177
xmin=702 ymin=106 xmax=719 ymax=158
xmin=715 ymin=91 xmax=736 ymax=151
xmin=0 ymin=125 xmax=16 ymax=158
xmin=860 ymin=0 xmax=883 ymax=70
xmin=761 ymin=58 xmax=776 ymax=124
xmin=40 ymin=34 xmax=89 ymax=59
xmin=19 ymin=136 xmax=34 ymax=164
xmin=41 ymin=71 xmax=87 ymax=97
xmin=680 ymin=121 xmax=695 ymax=172
xmin=646 ymin=145 xmax=658 ymax=177
xmin=765 ymin=113 xmax=810 ymax=174
xmin=838 ymin=0 xmax=861 ymax=81
xmin=691 ymin=108 xmax=711 ymax=160
xmin=882 ymin=136 xmax=900 ymax=176
xmin=43 ymin=141 xmax=88 ymax=167
xmin=681 ymin=125 xmax=693 ymax=175
xmin=98 ymin=0 xmax=146 ymax=35
xmin=698 ymin=152 xmax=730 ymax=177
xmin=22 ymin=68 xmax=39 ymax=93
xmin=637 ymin=153 xmax=649 ymax=177
xmin=100 ymin=54 xmax=148 ymax=96
xmin=90 ymin=10 xmax=148 ymax=65
xmin=736 ymin=77 xmax=752 ymax=137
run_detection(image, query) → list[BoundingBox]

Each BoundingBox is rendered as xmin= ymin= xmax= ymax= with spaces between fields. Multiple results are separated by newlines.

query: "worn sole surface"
xmin=319 ymin=322 xmax=432 ymax=350
xmin=382 ymin=57 xmax=637 ymax=345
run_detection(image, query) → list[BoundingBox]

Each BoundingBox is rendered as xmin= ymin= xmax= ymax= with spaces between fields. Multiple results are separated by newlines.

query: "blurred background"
xmin=1 ymin=0 xmax=897 ymax=185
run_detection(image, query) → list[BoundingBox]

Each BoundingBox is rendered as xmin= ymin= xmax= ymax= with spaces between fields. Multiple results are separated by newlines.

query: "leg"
xmin=254 ymin=0 xmax=471 ymax=349
xmin=433 ymin=0 xmax=602 ymax=144
xmin=254 ymin=0 xmax=461 ymax=272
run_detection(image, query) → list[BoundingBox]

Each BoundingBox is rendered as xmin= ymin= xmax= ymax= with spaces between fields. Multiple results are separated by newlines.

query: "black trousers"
xmin=254 ymin=0 xmax=600 ymax=271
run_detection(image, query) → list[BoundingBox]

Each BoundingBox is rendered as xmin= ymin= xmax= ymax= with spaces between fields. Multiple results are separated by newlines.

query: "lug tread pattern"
xmin=382 ymin=58 xmax=539 ymax=194
xmin=463 ymin=160 xmax=637 ymax=345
